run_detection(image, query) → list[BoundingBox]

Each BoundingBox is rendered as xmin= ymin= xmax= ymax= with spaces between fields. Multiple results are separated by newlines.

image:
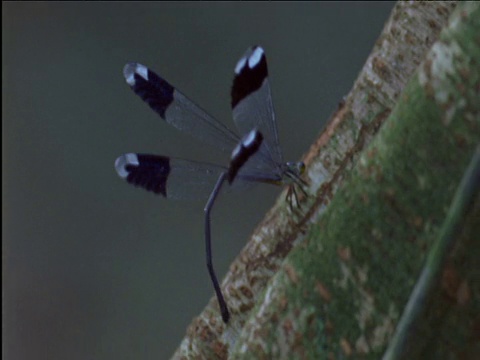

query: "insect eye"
xmin=298 ymin=162 xmax=306 ymax=174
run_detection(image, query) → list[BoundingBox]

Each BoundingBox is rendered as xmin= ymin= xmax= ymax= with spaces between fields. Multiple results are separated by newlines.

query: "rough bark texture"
xmin=231 ymin=2 xmax=479 ymax=359
xmin=171 ymin=2 xmax=472 ymax=359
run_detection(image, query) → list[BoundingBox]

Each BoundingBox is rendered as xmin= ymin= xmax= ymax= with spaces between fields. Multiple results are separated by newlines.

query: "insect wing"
xmin=231 ymin=46 xmax=284 ymax=171
xmin=124 ymin=62 xmax=240 ymax=154
xmin=115 ymin=153 xmax=256 ymax=200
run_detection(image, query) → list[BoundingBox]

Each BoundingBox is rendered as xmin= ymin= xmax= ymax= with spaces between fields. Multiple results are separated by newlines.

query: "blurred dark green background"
xmin=3 ymin=2 xmax=394 ymax=359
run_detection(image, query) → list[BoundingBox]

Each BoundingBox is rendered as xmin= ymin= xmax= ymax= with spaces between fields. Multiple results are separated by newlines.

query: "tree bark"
xmin=171 ymin=2 xmax=480 ymax=359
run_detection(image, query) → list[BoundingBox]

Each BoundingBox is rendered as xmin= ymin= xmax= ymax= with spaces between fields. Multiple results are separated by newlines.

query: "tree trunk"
xmin=172 ymin=2 xmax=480 ymax=359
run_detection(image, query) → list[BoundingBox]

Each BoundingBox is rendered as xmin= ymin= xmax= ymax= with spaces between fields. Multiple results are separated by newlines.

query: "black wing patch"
xmin=228 ymin=130 xmax=263 ymax=183
xmin=124 ymin=63 xmax=174 ymax=119
xmin=231 ymin=45 xmax=268 ymax=109
xmin=115 ymin=153 xmax=170 ymax=196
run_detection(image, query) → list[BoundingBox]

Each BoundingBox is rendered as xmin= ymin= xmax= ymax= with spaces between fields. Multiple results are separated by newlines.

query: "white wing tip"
xmin=123 ymin=62 xmax=148 ymax=86
xmin=115 ymin=153 xmax=139 ymax=178
xmin=248 ymin=47 xmax=264 ymax=68
xmin=234 ymin=46 xmax=265 ymax=74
